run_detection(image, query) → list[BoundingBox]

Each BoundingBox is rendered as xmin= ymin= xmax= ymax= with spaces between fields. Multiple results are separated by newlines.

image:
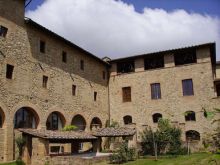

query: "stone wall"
xmin=0 ymin=0 xmax=109 ymax=162
xmin=109 ymin=46 xmax=219 ymax=146
xmin=216 ymin=64 xmax=220 ymax=78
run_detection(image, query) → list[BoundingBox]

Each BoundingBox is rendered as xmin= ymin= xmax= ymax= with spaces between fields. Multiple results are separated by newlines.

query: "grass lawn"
xmin=96 ymin=153 xmax=220 ymax=165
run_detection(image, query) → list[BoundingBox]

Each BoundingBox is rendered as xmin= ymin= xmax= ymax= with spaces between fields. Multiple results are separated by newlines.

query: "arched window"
xmin=46 ymin=112 xmax=65 ymax=130
xmin=0 ymin=108 xmax=4 ymax=128
xmin=72 ymin=114 xmax=86 ymax=131
xmin=14 ymin=107 xmax=39 ymax=129
xmin=186 ymin=130 xmax=200 ymax=141
xmin=123 ymin=115 xmax=132 ymax=125
xmin=152 ymin=113 xmax=162 ymax=123
xmin=185 ymin=111 xmax=196 ymax=121
xmin=90 ymin=117 xmax=102 ymax=130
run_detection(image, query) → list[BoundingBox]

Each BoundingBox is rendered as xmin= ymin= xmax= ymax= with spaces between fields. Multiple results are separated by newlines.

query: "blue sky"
xmin=26 ymin=0 xmax=220 ymax=60
xmin=26 ymin=0 xmax=220 ymax=17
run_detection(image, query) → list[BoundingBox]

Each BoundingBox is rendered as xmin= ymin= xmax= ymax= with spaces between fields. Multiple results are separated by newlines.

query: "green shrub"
xmin=15 ymin=160 xmax=25 ymax=165
xmin=62 ymin=125 xmax=77 ymax=131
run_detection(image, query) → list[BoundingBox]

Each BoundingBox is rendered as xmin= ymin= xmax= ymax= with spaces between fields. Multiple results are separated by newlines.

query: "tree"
xmin=141 ymin=119 xmax=183 ymax=156
xmin=15 ymin=136 xmax=26 ymax=160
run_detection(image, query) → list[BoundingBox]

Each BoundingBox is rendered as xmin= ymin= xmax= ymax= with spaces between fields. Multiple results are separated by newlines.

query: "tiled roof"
xmin=19 ymin=129 xmax=97 ymax=140
xmin=92 ymin=127 xmax=136 ymax=137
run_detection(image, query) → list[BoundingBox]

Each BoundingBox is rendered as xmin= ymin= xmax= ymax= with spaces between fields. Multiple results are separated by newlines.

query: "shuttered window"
xmin=182 ymin=79 xmax=194 ymax=96
xmin=122 ymin=87 xmax=131 ymax=102
xmin=151 ymin=83 xmax=161 ymax=99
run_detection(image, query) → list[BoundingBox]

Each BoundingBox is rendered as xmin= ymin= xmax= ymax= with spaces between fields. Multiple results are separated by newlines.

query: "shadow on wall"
xmin=26 ymin=24 xmax=109 ymax=87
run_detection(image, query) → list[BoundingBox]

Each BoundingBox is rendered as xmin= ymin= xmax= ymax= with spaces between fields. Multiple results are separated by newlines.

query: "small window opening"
xmin=40 ymin=40 xmax=46 ymax=53
xmin=151 ymin=83 xmax=161 ymax=99
xmin=216 ymin=83 xmax=220 ymax=97
xmin=0 ymin=26 xmax=8 ymax=37
xmin=80 ymin=60 xmax=84 ymax=70
xmin=62 ymin=51 xmax=67 ymax=63
xmin=103 ymin=71 xmax=106 ymax=80
xmin=122 ymin=87 xmax=131 ymax=102
xmin=94 ymin=92 xmax=97 ymax=101
xmin=6 ymin=64 xmax=14 ymax=79
xmin=117 ymin=60 xmax=135 ymax=74
xmin=72 ymin=85 xmax=76 ymax=96
xmin=182 ymin=79 xmax=194 ymax=96
xmin=123 ymin=115 xmax=132 ymax=125
xmin=144 ymin=55 xmax=164 ymax=70
xmin=152 ymin=113 xmax=162 ymax=123
xmin=174 ymin=48 xmax=197 ymax=66
xmin=186 ymin=130 xmax=200 ymax=141
xmin=0 ymin=112 xmax=3 ymax=128
xmin=185 ymin=111 xmax=196 ymax=121
xmin=43 ymin=76 xmax=48 ymax=88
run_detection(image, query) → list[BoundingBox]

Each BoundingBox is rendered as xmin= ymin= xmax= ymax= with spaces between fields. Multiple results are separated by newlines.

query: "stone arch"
xmin=14 ymin=107 xmax=40 ymax=129
xmin=152 ymin=113 xmax=162 ymax=123
xmin=186 ymin=130 xmax=200 ymax=141
xmin=46 ymin=111 xmax=66 ymax=130
xmin=123 ymin=115 xmax=132 ymax=125
xmin=0 ymin=107 xmax=5 ymax=128
xmin=185 ymin=111 xmax=196 ymax=121
xmin=90 ymin=117 xmax=102 ymax=130
xmin=72 ymin=114 xmax=86 ymax=131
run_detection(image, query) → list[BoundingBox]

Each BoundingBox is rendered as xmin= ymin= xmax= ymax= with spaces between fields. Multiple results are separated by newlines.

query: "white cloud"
xmin=26 ymin=0 xmax=220 ymax=60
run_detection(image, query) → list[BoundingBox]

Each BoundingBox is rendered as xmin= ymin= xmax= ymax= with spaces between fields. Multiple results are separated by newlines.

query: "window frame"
xmin=62 ymin=51 xmax=67 ymax=63
xmin=151 ymin=83 xmax=161 ymax=99
xmin=42 ymin=75 xmax=48 ymax=88
xmin=0 ymin=25 xmax=8 ymax=38
xmin=122 ymin=87 xmax=131 ymax=102
xmin=40 ymin=40 xmax=46 ymax=53
xmin=6 ymin=64 xmax=14 ymax=79
xmin=182 ymin=79 xmax=194 ymax=96
xmin=185 ymin=111 xmax=196 ymax=121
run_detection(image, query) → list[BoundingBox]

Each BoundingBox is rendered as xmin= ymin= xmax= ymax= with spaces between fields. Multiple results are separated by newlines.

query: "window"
xmin=46 ymin=112 xmax=64 ymax=130
xmin=94 ymin=92 xmax=97 ymax=101
xmin=14 ymin=107 xmax=38 ymax=129
xmin=62 ymin=51 xmax=67 ymax=63
xmin=42 ymin=76 xmax=48 ymax=88
xmin=80 ymin=60 xmax=84 ymax=70
xmin=117 ymin=60 xmax=135 ymax=74
xmin=72 ymin=85 xmax=76 ymax=96
xmin=123 ymin=115 xmax=132 ymax=125
xmin=103 ymin=71 xmax=106 ymax=80
xmin=186 ymin=130 xmax=200 ymax=141
xmin=40 ymin=40 xmax=46 ymax=53
xmin=152 ymin=113 xmax=162 ymax=123
xmin=151 ymin=83 xmax=161 ymax=99
xmin=185 ymin=111 xmax=196 ymax=121
xmin=0 ymin=25 xmax=8 ymax=37
xmin=174 ymin=49 xmax=197 ymax=66
xmin=182 ymin=79 xmax=194 ymax=96
xmin=6 ymin=64 xmax=14 ymax=79
xmin=216 ymin=83 xmax=220 ymax=97
xmin=144 ymin=55 xmax=164 ymax=70
xmin=122 ymin=87 xmax=131 ymax=102
xmin=90 ymin=117 xmax=102 ymax=130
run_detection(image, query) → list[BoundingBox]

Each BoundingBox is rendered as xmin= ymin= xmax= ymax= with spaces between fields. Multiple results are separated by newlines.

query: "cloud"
xmin=26 ymin=0 xmax=220 ymax=60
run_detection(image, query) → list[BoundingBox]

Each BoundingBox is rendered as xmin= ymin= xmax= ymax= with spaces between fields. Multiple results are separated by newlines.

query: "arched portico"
xmin=46 ymin=111 xmax=66 ymax=130
xmin=14 ymin=107 xmax=39 ymax=129
xmin=72 ymin=114 xmax=86 ymax=131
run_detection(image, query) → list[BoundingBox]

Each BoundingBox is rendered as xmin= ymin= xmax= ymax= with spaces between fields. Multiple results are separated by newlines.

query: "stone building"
xmin=0 ymin=0 xmax=219 ymax=163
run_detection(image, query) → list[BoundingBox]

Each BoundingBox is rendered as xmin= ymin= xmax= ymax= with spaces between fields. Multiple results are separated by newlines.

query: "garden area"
xmin=95 ymin=153 xmax=220 ymax=165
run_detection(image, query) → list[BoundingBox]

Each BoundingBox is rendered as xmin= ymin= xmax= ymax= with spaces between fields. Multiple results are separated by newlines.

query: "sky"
xmin=25 ymin=0 xmax=220 ymax=60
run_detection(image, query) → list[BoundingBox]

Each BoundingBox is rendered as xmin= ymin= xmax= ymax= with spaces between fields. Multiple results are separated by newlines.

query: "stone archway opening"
xmin=152 ymin=113 xmax=162 ymax=123
xmin=123 ymin=115 xmax=132 ymax=125
xmin=90 ymin=117 xmax=102 ymax=130
xmin=14 ymin=107 xmax=39 ymax=129
xmin=72 ymin=114 xmax=86 ymax=131
xmin=46 ymin=111 xmax=66 ymax=130
xmin=186 ymin=130 xmax=200 ymax=141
